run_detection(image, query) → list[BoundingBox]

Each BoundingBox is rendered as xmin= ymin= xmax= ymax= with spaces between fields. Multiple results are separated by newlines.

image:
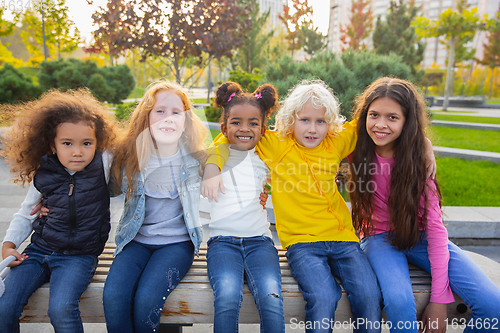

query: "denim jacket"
xmin=113 ymin=147 xmax=203 ymax=256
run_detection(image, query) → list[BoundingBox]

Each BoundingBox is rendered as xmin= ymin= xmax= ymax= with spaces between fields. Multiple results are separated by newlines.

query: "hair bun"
xmin=253 ymin=84 xmax=279 ymax=117
xmin=214 ymin=82 xmax=243 ymax=109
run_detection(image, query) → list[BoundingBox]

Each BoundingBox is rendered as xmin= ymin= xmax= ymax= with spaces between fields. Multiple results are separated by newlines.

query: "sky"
xmin=64 ymin=0 xmax=331 ymax=42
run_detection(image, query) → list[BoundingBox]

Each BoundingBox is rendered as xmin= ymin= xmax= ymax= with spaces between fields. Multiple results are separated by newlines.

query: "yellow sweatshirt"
xmin=207 ymin=119 xmax=358 ymax=249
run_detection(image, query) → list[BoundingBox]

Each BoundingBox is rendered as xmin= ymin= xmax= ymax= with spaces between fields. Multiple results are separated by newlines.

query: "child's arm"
xmin=203 ymin=133 xmax=230 ymax=202
xmin=2 ymin=183 xmax=42 ymax=265
xmin=1 ymin=242 xmax=27 ymax=267
xmin=420 ymin=302 xmax=447 ymax=333
xmin=425 ymin=138 xmax=437 ymax=180
xmin=202 ymin=164 xmax=225 ymax=202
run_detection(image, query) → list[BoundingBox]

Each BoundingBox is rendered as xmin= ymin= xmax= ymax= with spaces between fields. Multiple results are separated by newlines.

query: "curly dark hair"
xmin=214 ymin=82 xmax=279 ymax=126
xmin=1 ymin=88 xmax=117 ymax=185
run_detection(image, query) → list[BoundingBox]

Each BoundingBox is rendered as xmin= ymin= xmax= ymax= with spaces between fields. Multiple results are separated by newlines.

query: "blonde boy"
xmin=203 ymin=80 xmax=382 ymax=332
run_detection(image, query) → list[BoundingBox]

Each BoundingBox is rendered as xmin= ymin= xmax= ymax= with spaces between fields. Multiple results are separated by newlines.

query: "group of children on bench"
xmin=1 ymin=77 xmax=499 ymax=333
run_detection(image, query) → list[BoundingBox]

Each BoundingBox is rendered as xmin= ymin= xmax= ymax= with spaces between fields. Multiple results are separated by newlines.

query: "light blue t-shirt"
xmin=134 ymin=151 xmax=190 ymax=245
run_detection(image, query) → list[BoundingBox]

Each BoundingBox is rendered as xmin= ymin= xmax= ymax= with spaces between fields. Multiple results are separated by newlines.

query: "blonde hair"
xmin=274 ymin=79 xmax=345 ymax=137
xmin=111 ymin=81 xmax=207 ymax=199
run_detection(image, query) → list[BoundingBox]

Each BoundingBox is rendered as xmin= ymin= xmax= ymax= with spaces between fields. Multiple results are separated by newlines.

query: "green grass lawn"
xmin=431 ymin=110 xmax=477 ymax=113
xmin=436 ymin=157 xmax=500 ymax=206
xmin=431 ymin=114 xmax=500 ymax=125
xmin=204 ymin=129 xmax=221 ymax=147
xmin=192 ymin=98 xmax=210 ymax=104
xmin=427 ymin=126 xmax=500 ymax=153
xmin=127 ymin=87 xmax=145 ymax=99
xmin=486 ymin=98 xmax=500 ymax=104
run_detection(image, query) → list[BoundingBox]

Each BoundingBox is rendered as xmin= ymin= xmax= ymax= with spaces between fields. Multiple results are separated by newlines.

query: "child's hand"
xmin=1 ymin=242 xmax=28 ymax=267
xmin=259 ymin=187 xmax=269 ymax=209
xmin=419 ymin=302 xmax=447 ymax=333
xmin=425 ymin=138 xmax=437 ymax=180
xmin=202 ymin=164 xmax=225 ymax=203
xmin=29 ymin=201 xmax=49 ymax=217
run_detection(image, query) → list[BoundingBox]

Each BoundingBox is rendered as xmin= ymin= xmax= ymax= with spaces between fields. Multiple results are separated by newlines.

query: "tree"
xmin=299 ymin=24 xmax=326 ymax=57
xmin=236 ymin=0 xmax=274 ymax=72
xmin=120 ymin=0 xmax=250 ymax=85
xmin=414 ymin=6 xmax=485 ymax=110
xmin=480 ymin=5 xmax=500 ymax=99
xmin=340 ymin=0 xmax=373 ymax=51
xmin=0 ymin=7 xmax=15 ymax=37
xmin=372 ymin=0 xmax=424 ymax=79
xmin=18 ymin=0 xmax=81 ymax=64
xmin=0 ymin=8 xmax=24 ymax=67
xmin=87 ymin=0 xmax=133 ymax=66
xmin=278 ymin=0 xmax=313 ymax=57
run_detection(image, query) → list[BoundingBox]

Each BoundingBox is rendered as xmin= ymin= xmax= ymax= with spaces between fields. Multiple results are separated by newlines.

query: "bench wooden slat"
xmin=19 ymin=245 xmax=472 ymax=324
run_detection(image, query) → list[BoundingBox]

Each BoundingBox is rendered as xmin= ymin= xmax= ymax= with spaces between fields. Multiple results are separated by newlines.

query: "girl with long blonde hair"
xmin=103 ymin=81 xmax=208 ymax=333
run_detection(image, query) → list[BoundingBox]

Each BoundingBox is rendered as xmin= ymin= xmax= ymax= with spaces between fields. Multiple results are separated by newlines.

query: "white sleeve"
xmin=102 ymin=151 xmax=113 ymax=183
xmin=2 ymin=183 xmax=42 ymax=249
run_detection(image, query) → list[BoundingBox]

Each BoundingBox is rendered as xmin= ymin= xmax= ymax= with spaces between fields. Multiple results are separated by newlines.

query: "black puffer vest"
xmin=31 ymin=152 xmax=110 ymax=256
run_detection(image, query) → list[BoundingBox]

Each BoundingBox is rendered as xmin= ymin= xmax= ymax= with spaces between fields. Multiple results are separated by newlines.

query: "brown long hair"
xmin=349 ymin=77 xmax=442 ymax=250
xmin=111 ymin=81 xmax=207 ymax=199
xmin=1 ymin=89 xmax=116 ymax=186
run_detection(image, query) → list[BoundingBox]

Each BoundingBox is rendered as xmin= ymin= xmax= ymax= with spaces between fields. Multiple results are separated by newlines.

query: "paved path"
xmin=430 ymin=106 xmax=500 ymax=117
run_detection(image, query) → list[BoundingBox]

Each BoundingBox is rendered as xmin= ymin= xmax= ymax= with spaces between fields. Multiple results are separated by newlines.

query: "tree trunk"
xmin=144 ymin=58 xmax=147 ymax=91
xmin=174 ymin=56 xmax=181 ymax=84
xmin=132 ymin=50 xmax=137 ymax=100
xmin=206 ymin=57 xmax=212 ymax=104
xmin=490 ymin=67 xmax=494 ymax=100
xmin=41 ymin=2 xmax=47 ymax=61
xmin=443 ymin=36 xmax=455 ymax=111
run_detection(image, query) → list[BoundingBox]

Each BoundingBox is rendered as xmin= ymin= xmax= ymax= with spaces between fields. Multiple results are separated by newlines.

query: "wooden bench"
xmin=17 ymin=245 xmax=472 ymax=331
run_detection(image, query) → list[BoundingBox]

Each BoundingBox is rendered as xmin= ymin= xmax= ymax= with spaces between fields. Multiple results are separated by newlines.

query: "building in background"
xmin=327 ymin=0 xmax=500 ymax=69
xmin=256 ymin=0 xmax=287 ymax=29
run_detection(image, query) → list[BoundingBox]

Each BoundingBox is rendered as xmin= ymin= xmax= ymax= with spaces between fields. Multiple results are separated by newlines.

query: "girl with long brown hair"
xmin=349 ymin=77 xmax=500 ymax=333
xmin=102 ymin=81 xmax=207 ymax=332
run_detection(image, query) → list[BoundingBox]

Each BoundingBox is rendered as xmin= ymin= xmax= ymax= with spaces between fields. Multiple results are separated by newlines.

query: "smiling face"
xmin=53 ymin=121 xmax=97 ymax=172
xmin=221 ymin=103 xmax=265 ymax=151
xmin=291 ymin=100 xmax=329 ymax=149
xmin=149 ymin=90 xmax=186 ymax=156
xmin=366 ymin=96 xmax=406 ymax=158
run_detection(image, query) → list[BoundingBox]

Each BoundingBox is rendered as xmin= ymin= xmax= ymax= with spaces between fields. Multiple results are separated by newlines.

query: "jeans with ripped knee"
xmin=206 ymin=235 xmax=285 ymax=333
xmin=103 ymin=240 xmax=194 ymax=333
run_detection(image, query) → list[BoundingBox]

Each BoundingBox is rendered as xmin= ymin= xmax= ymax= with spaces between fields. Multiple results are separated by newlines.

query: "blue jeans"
xmin=0 ymin=243 xmax=98 ymax=333
xmin=285 ymin=241 xmax=382 ymax=333
xmin=206 ymin=236 xmax=285 ymax=333
xmin=103 ymin=240 xmax=194 ymax=333
xmin=361 ymin=232 xmax=500 ymax=332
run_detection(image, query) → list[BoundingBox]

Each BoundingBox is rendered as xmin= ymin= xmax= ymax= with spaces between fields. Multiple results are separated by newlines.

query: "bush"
xmin=0 ymin=63 xmax=41 ymax=104
xmin=265 ymin=50 xmax=414 ymax=118
xmin=38 ymin=58 xmax=135 ymax=104
xmin=205 ymin=101 xmax=222 ymax=123
xmin=228 ymin=69 xmax=263 ymax=92
xmin=115 ymin=102 xmax=137 ymax=121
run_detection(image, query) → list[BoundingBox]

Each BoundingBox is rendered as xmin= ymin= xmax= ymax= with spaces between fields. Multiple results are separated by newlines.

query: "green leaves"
xmin=38 ymin=58 xmax=134 ymax=104
xmin=0 ymin=64 xmax=40 ymax=104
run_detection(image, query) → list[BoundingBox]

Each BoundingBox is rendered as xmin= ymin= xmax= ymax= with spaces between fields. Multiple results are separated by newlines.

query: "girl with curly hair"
xmin=202 ymin=82 xmax=284 ymax=332
xmin=0 ymin=89 xmax=116 ymax=333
